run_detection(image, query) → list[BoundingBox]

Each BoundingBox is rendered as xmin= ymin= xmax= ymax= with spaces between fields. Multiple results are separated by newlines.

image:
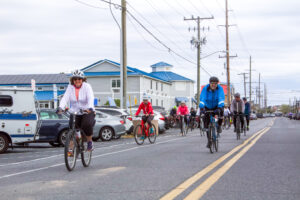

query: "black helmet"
xmin=242 ymin=97 xmax=247 ymax=101
xmin=209 ymin=76 xmax=219 ymax=83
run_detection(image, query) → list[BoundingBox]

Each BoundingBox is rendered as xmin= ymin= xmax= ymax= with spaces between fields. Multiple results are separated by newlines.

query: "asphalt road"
xmin=0 ymin=117 xmax=299 ymax=200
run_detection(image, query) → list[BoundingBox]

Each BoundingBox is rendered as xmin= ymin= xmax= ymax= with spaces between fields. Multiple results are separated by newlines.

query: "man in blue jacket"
xmin=243 ymin=97 xmax=251 ymax=130
xmin=199 ymin=76 xmax=225 ymax=148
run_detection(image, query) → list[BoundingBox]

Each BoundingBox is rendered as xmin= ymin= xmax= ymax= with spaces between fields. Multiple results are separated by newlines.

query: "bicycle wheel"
xmin=64 ymin=130 xmax=78 ymax=171
xmin=134 ymin=125 xmax=145 ymax=145
xmin=225 ymin=118 xmax=230 ymax=130
xmin=81 ymin=138 xmax=92 ymax=167
xmin=182 ymin=119 xmax=187 ymax=136
xmin=209 ymin=127 xmax=214 ymax=154
xmin=148 ymin=124 xmax=157 ymax=144
xmin=236 ymin=117 xmax=241 ymax=140
xmin=213 ymin=128 xmax=219 ymax=152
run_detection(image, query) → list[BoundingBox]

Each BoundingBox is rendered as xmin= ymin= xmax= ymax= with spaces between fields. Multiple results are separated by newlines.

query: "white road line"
xmin=0 ymin=136 xmax=192 ymax=179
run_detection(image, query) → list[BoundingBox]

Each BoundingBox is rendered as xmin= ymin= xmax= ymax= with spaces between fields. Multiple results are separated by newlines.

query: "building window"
xmin=156 ymin=82 xmax=158 ymax=90
xmin=37 ymin=87 xmax=43 ymax=91
xmin=150 ymin=80 xmax=153 ymax=89
xmin=156 ymin=99 xmax=158 ymax=106
xmin=112 ymin=79 xmax=120 ymax=88
xmin=59 ymin=86 xmax=65 ymax=90
xmin=161 ymin=83 xmax=163 ymax=91
xmin=161 ymin=100 xmax=163 ymax=107
xmin=0 ymin=95 xmax=13 ymax=107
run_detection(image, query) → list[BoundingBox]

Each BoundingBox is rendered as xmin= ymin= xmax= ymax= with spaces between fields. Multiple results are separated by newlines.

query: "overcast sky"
xmin=1 ymin=0 xmax=300 ymax=106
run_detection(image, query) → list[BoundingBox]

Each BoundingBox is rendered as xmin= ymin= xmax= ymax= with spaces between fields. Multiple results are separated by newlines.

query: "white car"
xmin=95 ymin=107 xmax=133 ymax=134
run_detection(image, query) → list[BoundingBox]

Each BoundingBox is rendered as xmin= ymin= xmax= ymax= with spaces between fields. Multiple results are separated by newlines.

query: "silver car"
xmin=92 ymin=111 xmax=126 ymax=141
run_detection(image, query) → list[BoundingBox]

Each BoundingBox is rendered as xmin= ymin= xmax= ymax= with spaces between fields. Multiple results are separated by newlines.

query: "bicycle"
xmin=234 ymin=113 xmax=244 ymax=140
xmin=188 ymin=116 xmax=198 ymax=132
xmin=206 ymin=111 xmax=219 ymax=153
xmin=223 ymin=116 xmax=231 ymax=130
xmin=198 ymin=114 xmax=205 ymax=137
xmin=133 ymin=115 xmax=157 ymax=145
xmin=179 ymin=115 xmax=188 ymax=136
xmin=168 ymin=115 xmax=178 ymax=128
xmin=64 ymin=110 xmax=93 ymax=171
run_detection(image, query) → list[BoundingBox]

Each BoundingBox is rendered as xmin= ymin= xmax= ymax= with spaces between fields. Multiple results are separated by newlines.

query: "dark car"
xmin=37 ymin=109 xmax=69 ymax=147
xmin=256 ymin=113 xmax=263 ymax=118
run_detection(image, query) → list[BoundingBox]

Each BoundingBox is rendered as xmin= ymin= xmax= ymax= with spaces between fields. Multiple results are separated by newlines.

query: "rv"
xmin=0 ymin=87 xmax=39 ymax=153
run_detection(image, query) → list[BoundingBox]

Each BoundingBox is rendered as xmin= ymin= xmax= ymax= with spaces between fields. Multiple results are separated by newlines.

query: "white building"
xmin=81 ymin=59 xmax=195 ymax=110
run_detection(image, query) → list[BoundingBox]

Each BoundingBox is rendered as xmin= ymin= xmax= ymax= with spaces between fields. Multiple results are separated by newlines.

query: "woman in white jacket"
xmin=58 ymin=70 xmax=95 ymax=151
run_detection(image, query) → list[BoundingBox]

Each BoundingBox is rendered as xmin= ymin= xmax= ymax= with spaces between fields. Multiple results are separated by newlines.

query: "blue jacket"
xmin=244 ymin=102 xmax=251 ymax=115
xmin=199 ymin=84 xmax=225 ymax=109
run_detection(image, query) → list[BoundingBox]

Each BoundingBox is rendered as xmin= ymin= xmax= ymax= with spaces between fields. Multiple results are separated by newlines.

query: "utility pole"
xmin=249 ymin=56 xmax=252 ymax=103
xmin=238 ymin=72 xmax=248 ymax=98
xmin=264 ymin=83 xmax=267 ymax=108
xmin=218 ymin=0 xmax=237 ymax=105
xmin=121 ymin=0 xmax=127 ymax=109
xmin=184 ymin=15 xmax=214 ymax=108
xmin=258 ymin=73 xmax=261 ymax=109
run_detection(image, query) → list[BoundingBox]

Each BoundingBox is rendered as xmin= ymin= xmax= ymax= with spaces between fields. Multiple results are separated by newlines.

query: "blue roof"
xmin=151 ymin=62 xmax=173 ymax=68
xmin=81 ymin=59 xmax=170 ymax=83
xmin=150 ymin=71 xmax=193 ymax=82
xmin=175 ymin=97 xmax=189 ymax=102
xmin=35 ymin=91 xmax=65 ymax=101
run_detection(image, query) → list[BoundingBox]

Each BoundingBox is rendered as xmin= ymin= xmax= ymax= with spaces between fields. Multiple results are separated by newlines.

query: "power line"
xmin=74 ymin=0 xmax=107 ymax=9
xmin=126 ymin=9 xmax=212 ymax=76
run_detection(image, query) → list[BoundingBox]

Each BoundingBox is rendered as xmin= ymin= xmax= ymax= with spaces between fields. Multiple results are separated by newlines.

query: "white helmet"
xmin=180 ymin=101 xmax=186 ymax=104
xmin=71 ymin=69 xmax=85 ymax=79
xmin=142 ymin=93 xmax=150 ymax=100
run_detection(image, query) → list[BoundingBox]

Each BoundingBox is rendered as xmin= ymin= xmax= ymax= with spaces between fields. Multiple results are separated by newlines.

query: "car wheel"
xmin=99 ymin=127 xmax=114 ymax=141
xmin=0 ymin=134 xmax=9 ymax=154
xmin=49 ymin=142 xmax=60 ymax=147
xmin=58 ymin=130 xmax=68 ymax=146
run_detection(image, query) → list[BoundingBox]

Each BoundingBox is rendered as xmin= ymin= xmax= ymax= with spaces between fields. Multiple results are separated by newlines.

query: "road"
xmin=0 ymin=117 xmax=299 ymax=200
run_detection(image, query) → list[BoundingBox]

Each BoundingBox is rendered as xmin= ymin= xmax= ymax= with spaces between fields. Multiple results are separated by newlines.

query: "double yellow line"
xmin=160 ymin=120 xmax=274 ymax=200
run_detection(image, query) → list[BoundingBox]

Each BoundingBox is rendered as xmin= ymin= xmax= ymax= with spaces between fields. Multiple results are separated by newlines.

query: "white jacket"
xmin=59 ymin=82 xmax=95 ymax=113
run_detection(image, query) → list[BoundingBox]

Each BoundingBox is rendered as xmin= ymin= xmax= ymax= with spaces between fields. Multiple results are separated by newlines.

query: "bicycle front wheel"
xmin=208 ymin=127 xmax=213 ymax=154
xmin=81 ymin=139 xmax=92 ymax=167
xmin=64 ymin=130 xmax=78 ymax=171
xmin=134 ymin=125 xmax=145 ymax=145
xmin=148 ymin=125 xmax=157 ymax=144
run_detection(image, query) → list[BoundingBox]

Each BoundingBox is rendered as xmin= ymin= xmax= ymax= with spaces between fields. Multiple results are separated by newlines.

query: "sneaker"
xmin=87 ymin=141 xmax=94 ymax=151
xmin=150 ymin=127 xmax=154 ymax=134
xmin=140 ymin=136 xmax=145 ymax=140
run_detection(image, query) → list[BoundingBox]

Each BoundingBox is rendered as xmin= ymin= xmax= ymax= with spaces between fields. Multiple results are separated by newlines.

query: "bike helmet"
xmin=71 ymin=69 xmax=85 ymax=79
xmin=209 ymin=76 xmax=219 ymax=83
xmin=234 ymin=93 xmax=240 ymax=98
xmin=242 ymin=97 xmax=247 ymax=101
xmin=142 ymin=93 xmax=150 ymax=100
xmin=180 ymin=101 xmax=186 ymax=104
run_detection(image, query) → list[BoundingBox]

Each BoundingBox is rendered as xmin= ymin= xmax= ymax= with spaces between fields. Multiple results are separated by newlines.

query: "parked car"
xmin=92 ymin=111 xmax=126 ymax=141
xmin=95 ymin=107 xmax=133 ymax=134
xmin=256 ymin=113 xmax=264 ymax=118
xmin=37 ymin=109 xmax=69 ymax=147
xmin=250 ymin=113 xmax=257 ymax=120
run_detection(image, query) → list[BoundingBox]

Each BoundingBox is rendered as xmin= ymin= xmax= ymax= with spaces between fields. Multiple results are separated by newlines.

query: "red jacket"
xmin=135 ymin=102 xmax=154 ymax=116
xmin=177 ymin=106 xmax=189 ymax=115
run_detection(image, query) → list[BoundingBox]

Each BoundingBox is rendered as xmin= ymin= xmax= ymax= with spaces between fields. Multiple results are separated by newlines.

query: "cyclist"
xmin=223 ymin=105 xmax=231 ymax=127
xmin=135 ymin=94 xmax=154 ymax=137
xmin=57 ymin=69 xmax=95 ymax=152
xmin=199 ymin=76 xmax=225 ymax=148
xmin=177 ymin=101 xmax=190 ymax=132
xmin=230 ymin=93 xmax=245 ymax=132
xmin=189 ymin=107 xmax=197 ymax=127
xmin=243 ymin=97 xmax=251 ymax=131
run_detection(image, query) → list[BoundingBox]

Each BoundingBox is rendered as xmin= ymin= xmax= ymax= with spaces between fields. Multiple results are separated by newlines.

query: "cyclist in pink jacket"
xmin=177 ymin=101 xmax=190 ymax=132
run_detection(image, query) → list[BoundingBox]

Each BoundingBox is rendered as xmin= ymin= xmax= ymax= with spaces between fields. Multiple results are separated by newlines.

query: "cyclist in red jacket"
xmin=135 ymin=95 xmax=154 ymax=133
xmin=177 ymin=101 xmax=190 ymax=132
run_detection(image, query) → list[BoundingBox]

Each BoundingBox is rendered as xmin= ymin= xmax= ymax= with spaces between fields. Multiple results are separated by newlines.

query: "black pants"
xmin=73 ymin=113 xmax=95 ymax=137
xmin=245 ymin=114 xmax=250 ymax=126
xmin=142 ymin=115 xmax=154 ymax=127
xmin=180 ymin=115 xmax=189 ymax=127
xmin=233 ymin=114 xmax=245 ymax=129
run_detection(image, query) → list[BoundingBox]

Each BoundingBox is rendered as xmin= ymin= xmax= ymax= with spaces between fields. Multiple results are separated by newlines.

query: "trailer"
xmin=0 ymin=87 xmax=39 ymax=153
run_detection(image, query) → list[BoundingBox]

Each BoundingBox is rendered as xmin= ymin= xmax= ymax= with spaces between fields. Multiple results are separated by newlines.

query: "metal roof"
xmin=0 ymin=74 xmax=69 ymax=85
xmin=151 ymin=62 xmax=173 ymax=68
xmin=150 ymin=71 xmax=194 ymax=82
